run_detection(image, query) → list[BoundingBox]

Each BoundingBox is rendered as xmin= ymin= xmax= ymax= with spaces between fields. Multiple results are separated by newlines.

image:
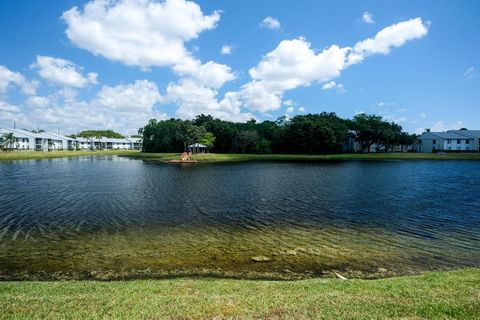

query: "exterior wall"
xmin=474 ymin=139 xmax=480 ymax=151
xmin=78 ymin=141 xmax=92 ymax=150
xmin=417 ymin=138 xmax=441 ymax=153
xmin=460 ymin=137 xmax=479 ymax=151
xmin=442 ymin=139 xmax=472 ymax=151
xmin=17 ymin=137 xmax=30 ymax=150
xmin=0 ymin=137 xmax=31 ymax=150
xmin=112 ymin=142 xmax=131 ymax=150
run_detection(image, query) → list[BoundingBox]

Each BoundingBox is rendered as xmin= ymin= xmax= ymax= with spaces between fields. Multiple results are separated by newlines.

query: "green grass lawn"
xmin=0 ymin=150 xmax=139 ymax=161
xmin=128 ymin=152 xmax=480 ymax=163
xmin=0 ymin=268 xmax=478 ymax=319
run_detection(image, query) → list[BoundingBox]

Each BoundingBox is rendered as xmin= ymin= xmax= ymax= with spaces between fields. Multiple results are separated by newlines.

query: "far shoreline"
xmin=2 ymin=150 xmax=480 ymax=162
xmin=127 ymin=152 xmax=480 ymax=163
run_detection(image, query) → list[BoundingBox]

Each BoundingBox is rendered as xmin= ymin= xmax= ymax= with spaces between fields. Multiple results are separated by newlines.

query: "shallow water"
xmin=0 ymin=156 xmax=479 ymax=279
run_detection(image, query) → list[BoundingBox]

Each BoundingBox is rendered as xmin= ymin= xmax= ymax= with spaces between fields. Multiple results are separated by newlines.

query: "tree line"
xmin=140 ymin=113 xmax=417 ymax=154
xmin=68 ymin=130 xmax=125 ymax=139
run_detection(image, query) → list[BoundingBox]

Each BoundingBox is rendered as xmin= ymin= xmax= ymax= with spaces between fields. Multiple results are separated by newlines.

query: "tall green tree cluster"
xmin=351 ymin=114 xmax=416 ymax=152
xmin=140 ymin=113 xmax=416 ymax=154
xmin=71 ymin=130 xmax=125 ymax=139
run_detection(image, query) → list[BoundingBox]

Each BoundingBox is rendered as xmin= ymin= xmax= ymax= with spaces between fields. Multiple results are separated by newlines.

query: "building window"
xmin=457 ymin=139 xmax=461 ymax=144
xmin=447 ymin=139 xmax=451 ymax=144
xmin=432 ymin=139 xmax=436 ymax=144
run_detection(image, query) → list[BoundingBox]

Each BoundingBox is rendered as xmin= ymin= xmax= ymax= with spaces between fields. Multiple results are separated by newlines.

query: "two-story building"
xmin=1 ymin=128 xmax=141 ymax=151
xmin=416 ymin=130 xmax=480 ymax=152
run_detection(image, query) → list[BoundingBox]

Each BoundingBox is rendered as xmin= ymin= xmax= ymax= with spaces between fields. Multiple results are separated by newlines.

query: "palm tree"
xmin=1 ymin=132 xmax=19 ymax=150
xmin=94 ymin=133 xmax=103 ymax=150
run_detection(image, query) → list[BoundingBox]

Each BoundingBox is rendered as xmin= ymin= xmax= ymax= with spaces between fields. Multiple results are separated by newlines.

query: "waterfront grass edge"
xmin=1 ymin=151 xmax=480 ymax=162
xmin=0 ymin=150 xmax=139 ymax=161
xmin=127 ymin=152 xmax=480 ymax=163
xmin=0 ymin=268 xmax=478 ymax=319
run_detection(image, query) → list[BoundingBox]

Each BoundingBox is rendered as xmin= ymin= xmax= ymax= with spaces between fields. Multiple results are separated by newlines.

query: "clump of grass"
xmin=0 ymin=268 xmax=478 ymax=319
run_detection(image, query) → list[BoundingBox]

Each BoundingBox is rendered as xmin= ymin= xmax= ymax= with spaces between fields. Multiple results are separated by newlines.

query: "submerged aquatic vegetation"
xmin=1 ymin=225 xmax=478 ymax=280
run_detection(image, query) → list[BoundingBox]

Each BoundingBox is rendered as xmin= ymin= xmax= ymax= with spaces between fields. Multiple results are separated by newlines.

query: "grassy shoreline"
xmin=127 ymin=151 xmax=480 ymax=163
xmin=0 ymin=150 xmax=139 ymax=161
xmin=0 ymin=268 xmax=478 ymax=319
xmin=1 ymin=150 xmax=480 ymax=162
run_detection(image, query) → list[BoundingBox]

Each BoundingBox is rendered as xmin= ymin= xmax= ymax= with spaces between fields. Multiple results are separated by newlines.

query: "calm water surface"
xmin=0 ymin=156 xmax=479 ymax=279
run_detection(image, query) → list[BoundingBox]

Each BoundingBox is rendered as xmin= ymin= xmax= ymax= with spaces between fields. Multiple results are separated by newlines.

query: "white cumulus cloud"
xmin=61 ymin=0 xmax=239 ymax=120
xmin=239 ymin=18 xmax=428 ymax=113
xmin=241 ymin=39 xmax=349 ymax=111
xmin=0 ymin=100 xmax=22 ymax=113
xmin=348 ymin=18 xmax=428 ymax=65
xmin=220 ymin=45 xmax=233 ymax=55
xmin=62 ymin=0 xmax=220 ymax=69
xmin=166 ymin=79 xmax=253 ymax=121
xmin=27 ymin=96 xmax=50 ymax=108
xmin=321 ymin=81 xmax=344 ymax=92
xmin=0 ymin=65 xmax=38 ymax=96
xmin=172 ymin=59 xmax=235 ymax=89
xmin=361 ymin=11 xmax=375 ymax=24
xmin=260 ymin=16 xmax=281 ymax=30
xmin=3 ymin=80 xmax=166 ymax=135
xmin=96 ymin=80 xmax=162 ymax=112
xmin=32 ymin=55 xmax=98 ymax=88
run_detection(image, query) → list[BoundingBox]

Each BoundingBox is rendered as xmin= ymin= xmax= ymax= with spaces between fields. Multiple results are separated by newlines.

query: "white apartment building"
xmin=417 ymin=130 xmax=480 ymax=153
xmin=0 ymin=128 xmax=142 ymax=151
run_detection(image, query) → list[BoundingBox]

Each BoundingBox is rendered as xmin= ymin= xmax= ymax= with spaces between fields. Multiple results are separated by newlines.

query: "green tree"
xmin=233 ymin=130 xmax=261 ymax=153
xmin=193 ymin=115 xmax=237 ymax=153
xmin=176 ymin=121 xmax=206 ymax=151
xmin=0 ymin=132 xmax=19 ymax=150
xmin=282 ymin=113 xmax=348 ymax=153
xmin=200 ymin=132 xmax=216 ymax=150
xmin=141 ymin=112 xmax=414 ymax=155
xmin=77 ymin=130 xmax=124 ymax=139
xmin=351 ymin=114 xmax=386 ymax=152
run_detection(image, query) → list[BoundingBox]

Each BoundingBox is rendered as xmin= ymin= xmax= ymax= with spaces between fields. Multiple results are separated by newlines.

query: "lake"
xmin=0 ymin=156 xmax=479 ymax=280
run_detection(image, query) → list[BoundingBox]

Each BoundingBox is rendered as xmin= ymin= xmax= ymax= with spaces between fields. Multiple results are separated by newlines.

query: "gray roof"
xmin=0 ymin=128 xmax=31 ymax=139
xmin=422 ymin=131 xmax=471 ymax=139
xmin=450 ymin=130 xmax=480 ymax=138
xmin=126 ymin=137 xmax=142 ymax=143
xmin=76 ymin=137 xmax=91 ymax=142
xmin=100 ymin=138 xmax=130 ymax=143
xmin=42 ymin=132 xmax=75 ymax=141
xmin=1 ymin=128 xmax=52 ymax=139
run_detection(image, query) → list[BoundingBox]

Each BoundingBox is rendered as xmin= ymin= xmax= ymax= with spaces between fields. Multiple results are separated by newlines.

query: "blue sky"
xmin=0 ymin=0 xmax=478 ymax=135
